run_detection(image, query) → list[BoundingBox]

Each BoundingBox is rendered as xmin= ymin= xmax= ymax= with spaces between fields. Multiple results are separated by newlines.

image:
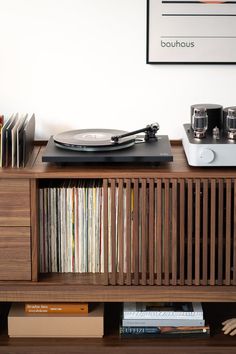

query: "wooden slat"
xmin=187 ymin=179 xmax=193 ymax=286
xmin=103 ymin=179 xmax=109 ymax=285
xmin=141 ymin=179 xmax=147 ymax=285
xmin=125 ymin=179 xmax=132 ymax=285
xmin=156 ymin=179 xmax=162 ymax=285
xmin=202 ymin=179 xmax=208 ymax=286
xmin=171 ymin=179 xmax=177 ymax=286
xmin=225 ymin=179 xmax=232 ymax=285
xmin=31 ymin=179 xmax=38 ymax=282
xmin=148 ymin=178 xmax=155 ymax=285
xmin=179 ymin=179 xmax=185 ymax=285
xmin=195 ymin=179 xmax=201 ymax=286
xmin=118 ymin=179 xmax=124 ymax=285
xmin=110 ymin=179 xmax=116 ymax=285
xmin=210 ymin=179 xmax=216 ymax=286
xmin=133 ymin=179 xmax=139 ymax=285
xmin=218 ymin=179 xmax=224 ymax=286
xmin=234 ymin=179 xmax=236 ymax=285
xmin=164 ymin=179 xmax=170 ymax=286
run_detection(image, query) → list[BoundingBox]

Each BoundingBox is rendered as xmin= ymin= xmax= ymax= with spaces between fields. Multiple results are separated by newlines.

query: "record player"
xmin=42 ymin=123 xmax=173 ymax=164
xmin=182 ymin=104 xmax=236 ymax=166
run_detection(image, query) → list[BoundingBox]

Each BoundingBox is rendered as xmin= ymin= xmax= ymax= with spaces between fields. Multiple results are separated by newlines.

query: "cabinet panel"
xmin=0 ymin=227 xmax=31 ymax=280
xmin=0 ymin=179 xmax=30 ymax=226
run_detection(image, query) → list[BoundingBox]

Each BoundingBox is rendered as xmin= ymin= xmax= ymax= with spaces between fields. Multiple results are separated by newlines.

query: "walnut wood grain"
xmin=171 ymin=179 xmax=177 ymax=286
xmin=155 ymin=179 xmax=162 ymax=286
xmin=187 ymin=179 xmax=193 ymax=286
xmin=0 ymin=179 xmax=30 ymax=226
xmin=125 ymin=179 xmax=131 ymax=285
xmin=210 ymin=180 xmax=216 ymax=286
xmin=148 ymin=178 xmax=154 ymax=286
xmin=0 ymin=275 xmax=236 ymax=301
xmin=202 ymin=179 xmax=208 ymax=286
xmin=0 ymin=227 xmax=31 ymax=280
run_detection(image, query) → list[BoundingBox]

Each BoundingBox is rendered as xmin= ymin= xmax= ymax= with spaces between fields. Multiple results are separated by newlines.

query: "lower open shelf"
xmin=0 ymin=303 xmax=236 ymax=353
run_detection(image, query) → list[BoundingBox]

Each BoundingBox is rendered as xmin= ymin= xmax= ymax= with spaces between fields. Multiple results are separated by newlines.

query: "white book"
xmin=122 ymin=318 xmax=205 ymax=327
xmin=123 ymin=302 xmax=204 ymax=320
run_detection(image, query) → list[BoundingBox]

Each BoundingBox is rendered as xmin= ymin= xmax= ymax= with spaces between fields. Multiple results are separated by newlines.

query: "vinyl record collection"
xmin=0 ymin=113 xmax=35 ymax=167
xmin=39 ymin=180 xmax=164 ymax=274
xmin=39 ymin=180 xmax=105 ymax=273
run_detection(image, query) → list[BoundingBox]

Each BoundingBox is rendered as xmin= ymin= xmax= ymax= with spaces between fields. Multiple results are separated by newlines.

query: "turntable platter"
xmin=54 ymin=129 xmax=136 ymax=152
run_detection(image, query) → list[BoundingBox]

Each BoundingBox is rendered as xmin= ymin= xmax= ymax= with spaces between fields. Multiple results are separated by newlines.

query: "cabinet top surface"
xmin=0 ymin=142 xmax=236 ymax=178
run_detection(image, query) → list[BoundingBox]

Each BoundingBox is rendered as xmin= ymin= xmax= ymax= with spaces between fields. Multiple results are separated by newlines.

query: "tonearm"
xmin=111 ymin=123 xmax=160 ymax=143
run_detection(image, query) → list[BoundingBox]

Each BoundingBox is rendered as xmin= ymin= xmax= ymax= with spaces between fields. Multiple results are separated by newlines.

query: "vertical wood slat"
xmin=210 ymin=179 xmax=216 ymax=286
xmin=148 ymin=179 xmax=155 ymax=285
xmin=118 ymin=179 xmax=124 ymax=285
xmin=31 ymin=179 xmax=38 ymax=282
xmin=187 ymin=179 xmax=193 ymax=286
xmin=125 ymin=179 xmax=132 ymax=285
xmin=218 ymin=179 xmax=224 ymax=285
xmin=179 ymin=179 xmax=185 ymax=285
xmin=171 ymin=179 xmax=177 ymax=286
xmin=103 ymin=179 xmax=109 ymax=285
xmin=164 ymin=179 xmax=170 ymax=286
xmin=110 ymin=179 xmax=116 ymax=285
xmin=141 ymin=179 xmax=147 ymax=285
xmin=202 ymin=179 xmax=208 ymax=286
xmin=195 ymin=179 xmax=201 ymax=286
xmin=225 ymin=179 xmax=232 ymax=285
xmin=234 ymin=179 xmax=236 ymax=285
xmin=133 ymin=179 xmax=139 ymax=285
xmin=156 ymin=179 xmax=162 ymax=285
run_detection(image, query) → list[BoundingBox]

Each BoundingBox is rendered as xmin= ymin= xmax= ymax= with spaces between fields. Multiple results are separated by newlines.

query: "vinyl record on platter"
xmin=53 ymin=129 xmax=136 ymax=152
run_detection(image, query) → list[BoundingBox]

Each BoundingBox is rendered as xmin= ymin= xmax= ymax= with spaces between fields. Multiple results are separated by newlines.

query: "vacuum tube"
xmin=192 ymin=107 xmax=208 ymax=138
xmin=226 ymin=108 xmax=236 ymax=140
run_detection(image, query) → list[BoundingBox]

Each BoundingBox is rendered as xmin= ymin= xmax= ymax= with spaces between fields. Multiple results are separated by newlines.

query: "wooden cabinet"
xmin=0 ymin=143 xmax=235 ymax=353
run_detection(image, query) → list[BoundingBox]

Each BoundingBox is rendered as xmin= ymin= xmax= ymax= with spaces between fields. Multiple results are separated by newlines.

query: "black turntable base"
xmin=42 ymin=136 xmax=173 ymax=165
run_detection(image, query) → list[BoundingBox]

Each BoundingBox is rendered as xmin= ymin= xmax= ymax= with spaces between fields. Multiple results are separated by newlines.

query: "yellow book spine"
xmin=25 ymin=303 xmax=89 ymax=314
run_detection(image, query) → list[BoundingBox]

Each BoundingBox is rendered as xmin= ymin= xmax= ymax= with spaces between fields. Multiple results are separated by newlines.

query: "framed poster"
xmin=147 ymin=0 xmax=236 ymax=64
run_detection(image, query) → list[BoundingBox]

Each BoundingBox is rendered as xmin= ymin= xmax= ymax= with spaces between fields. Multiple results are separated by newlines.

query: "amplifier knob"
xmin=199 ymin=148 xmax=215 ymax=164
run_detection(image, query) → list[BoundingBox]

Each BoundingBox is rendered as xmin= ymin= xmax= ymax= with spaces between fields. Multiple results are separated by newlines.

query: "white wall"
xmin=0 ymin=0 xmax=235 ymax=139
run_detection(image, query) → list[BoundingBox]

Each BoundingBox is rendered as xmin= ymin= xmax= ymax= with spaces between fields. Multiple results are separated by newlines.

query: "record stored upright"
xmin=0 ymin=141 xmax=235 ymax=352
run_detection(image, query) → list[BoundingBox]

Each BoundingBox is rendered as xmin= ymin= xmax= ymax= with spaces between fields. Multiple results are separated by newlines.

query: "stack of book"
xmin=120 ymin=302 xmax=210 ymax=338
xmin=8 ymin=302 xmax=104 ymax=338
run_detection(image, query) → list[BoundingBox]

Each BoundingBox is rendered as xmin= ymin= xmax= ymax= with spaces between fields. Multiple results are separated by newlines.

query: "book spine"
xmin=120 ymin=331 xmax=210 ymax=339
xmin=25 ymin=303 xmax=89 ymax=314
xmin=123 ymin=312 xmax=203 ymax=320
xmin=120 ymin=326 xmax=160 ymax=335
xmin=120 ymin=325 xmax=210 ymax=339
xmin=122 ymin=318 xmax=205 ymax=327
